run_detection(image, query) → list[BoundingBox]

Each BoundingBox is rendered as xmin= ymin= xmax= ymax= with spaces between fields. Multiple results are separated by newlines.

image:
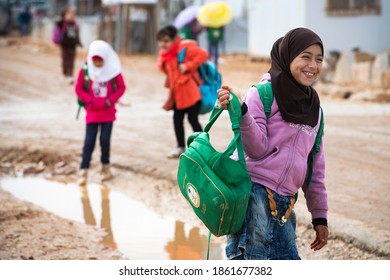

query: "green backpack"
xmin=76 ymin=62 xmax=117 ymax=119
xmin=177 ymin=93 xmax=252 ymax=239
xmin=252 ymin=81 xmax=324 ymax=187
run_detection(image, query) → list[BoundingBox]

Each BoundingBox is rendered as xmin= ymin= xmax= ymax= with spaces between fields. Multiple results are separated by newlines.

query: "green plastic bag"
xmin=177 ymin=93 xmax=252 ymax=237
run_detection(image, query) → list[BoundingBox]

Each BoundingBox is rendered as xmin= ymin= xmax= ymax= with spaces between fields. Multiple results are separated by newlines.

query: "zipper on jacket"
xmin=276 ymin=129 xmax=301 ymax=193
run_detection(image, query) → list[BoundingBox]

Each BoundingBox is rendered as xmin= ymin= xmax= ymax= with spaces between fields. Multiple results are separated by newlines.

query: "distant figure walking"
xmin=75 ymin=40 xmax=126 ymax=185
xmin=206 ymin=26 xmax=224 ymax=66
xmin=54 ymin=6 xmax=82 ymax=84
xmin=17 ymin=5 xmax=32 ymax=36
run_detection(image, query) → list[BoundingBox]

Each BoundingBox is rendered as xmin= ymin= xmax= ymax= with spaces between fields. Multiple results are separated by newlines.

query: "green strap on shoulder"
xmin=252 ymin=82 xmax=273 ymax=119
xmin=252 ymin=81 xmax=324 ymax=188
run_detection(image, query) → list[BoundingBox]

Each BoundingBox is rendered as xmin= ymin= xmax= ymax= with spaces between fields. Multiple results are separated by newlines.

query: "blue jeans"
xmin=226 ymin=184 xmax=300 ymax=260
xmin=80 ymin=122 xmax=113 ymax=169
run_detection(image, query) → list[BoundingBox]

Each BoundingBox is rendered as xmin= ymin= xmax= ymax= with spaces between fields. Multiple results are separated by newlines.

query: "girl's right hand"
xmin=217 ymin=85 xmax=242 ymax=110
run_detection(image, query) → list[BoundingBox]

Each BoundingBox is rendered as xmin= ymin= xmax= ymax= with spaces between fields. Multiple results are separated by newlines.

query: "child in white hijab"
xmin=75 ymin=40 xmax=126 ymax=185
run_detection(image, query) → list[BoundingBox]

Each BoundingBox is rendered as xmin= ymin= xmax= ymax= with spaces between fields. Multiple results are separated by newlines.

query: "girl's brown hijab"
xmin=269 ymin=27 xmax=323 ymax=127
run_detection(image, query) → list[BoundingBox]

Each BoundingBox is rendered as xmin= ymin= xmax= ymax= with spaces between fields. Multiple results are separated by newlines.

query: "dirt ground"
xmin=0 ymin=36 xmax=389 ymax=260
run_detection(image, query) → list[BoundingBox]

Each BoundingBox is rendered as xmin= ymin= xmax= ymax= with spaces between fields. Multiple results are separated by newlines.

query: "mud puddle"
xmin=0 ymin=177 xmax=225 ymax=260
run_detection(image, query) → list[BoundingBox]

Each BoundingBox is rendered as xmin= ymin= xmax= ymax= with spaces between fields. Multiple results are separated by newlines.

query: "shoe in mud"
xmin=100 ymin=164 xmax=112 ymax=181
xmin=167 ymin=147 xmax=185 ymax=159
xmin=77 ymin=169 xmax=88 ymax=186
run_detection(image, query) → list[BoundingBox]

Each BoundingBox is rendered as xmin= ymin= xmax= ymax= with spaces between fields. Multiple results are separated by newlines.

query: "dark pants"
xmin=61 ymin=47 xmax=76 ymax=77
xmin=173 ymin=101 xmax=202 ymax=148
xmin=80 ymin=122 xmax=113 ymax=169
xmin=208 ymin=42 xmax=219 ymax=65
xmin=20 ymin=23 xmax=29 ymax=36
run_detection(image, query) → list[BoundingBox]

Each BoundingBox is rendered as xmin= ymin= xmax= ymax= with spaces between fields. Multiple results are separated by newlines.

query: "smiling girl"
xmin=217 ymin=28 xmax=328 ymax=260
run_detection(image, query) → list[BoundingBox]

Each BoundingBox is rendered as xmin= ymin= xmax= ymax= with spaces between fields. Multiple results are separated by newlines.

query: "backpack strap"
xmin=82 ymin=62 xmax=117 ymax=91
xmin=305 ymin=107 xmax=324 ymax=186
xmin=178 ymin=47 xmax=202 ymax=87
xmin=110 ymin=78 xmax=117 ymax=92
xmin=82 ymin=62 xmax=89 ymax=91
xmin=252 ymin=82 xmax=273 ymax=119
xmin=178 ymin=48 xmax=187 ymax=64
xmin=206 ymin=231 xmax=212 ymax=260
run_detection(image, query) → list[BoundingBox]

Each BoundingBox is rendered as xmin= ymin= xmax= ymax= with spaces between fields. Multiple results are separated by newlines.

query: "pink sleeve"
xmin=108 ymin=73 xmax=126 ymax=104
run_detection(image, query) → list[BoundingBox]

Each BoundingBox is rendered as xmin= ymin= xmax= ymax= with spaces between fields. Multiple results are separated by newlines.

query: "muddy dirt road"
xmin=0 ymin=37 xmax=389 ymax=260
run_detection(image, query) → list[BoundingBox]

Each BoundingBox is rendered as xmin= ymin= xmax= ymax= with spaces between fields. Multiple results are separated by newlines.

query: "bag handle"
xmin=202 ymin=93 xmax=245 ymax=161
xmin=204 ymin=93 xmax=241 ymax=132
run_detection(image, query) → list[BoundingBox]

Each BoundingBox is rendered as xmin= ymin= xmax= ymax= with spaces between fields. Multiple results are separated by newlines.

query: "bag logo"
xmin=186 ymin=183 xmax=200 ymax=208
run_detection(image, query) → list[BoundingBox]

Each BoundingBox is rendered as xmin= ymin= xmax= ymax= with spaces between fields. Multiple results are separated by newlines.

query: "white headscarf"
xmin=87 ymin=40 xmax=121 ymax=83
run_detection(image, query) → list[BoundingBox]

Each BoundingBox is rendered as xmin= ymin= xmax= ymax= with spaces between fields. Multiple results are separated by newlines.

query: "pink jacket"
xmin=75 ymin=69 xmax=126 ymax=124
xmin=240 ymin=80 xmax=327 ymax=220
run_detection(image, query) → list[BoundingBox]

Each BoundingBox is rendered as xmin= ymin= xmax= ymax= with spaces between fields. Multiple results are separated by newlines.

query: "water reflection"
xmin=0 ymin=177 xmax=225 ymax=259
xmin=80 ymin=184 xmax=116 ymax=249
xmin=166 ymin=221 xmax=207 ymax=260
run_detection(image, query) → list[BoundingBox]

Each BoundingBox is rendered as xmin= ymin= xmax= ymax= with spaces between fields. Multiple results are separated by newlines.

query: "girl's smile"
xmin=290 ymin=44 xmax=323 ymax=87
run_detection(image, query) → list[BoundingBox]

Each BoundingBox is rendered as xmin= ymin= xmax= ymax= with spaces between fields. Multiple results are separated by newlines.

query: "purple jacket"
xmin=240 ymin=79 xmax=328 ymax=219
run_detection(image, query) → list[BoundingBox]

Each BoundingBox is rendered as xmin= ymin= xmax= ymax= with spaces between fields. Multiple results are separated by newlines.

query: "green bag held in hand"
xmin=177 ymin=93 xmax=252 ymax=237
